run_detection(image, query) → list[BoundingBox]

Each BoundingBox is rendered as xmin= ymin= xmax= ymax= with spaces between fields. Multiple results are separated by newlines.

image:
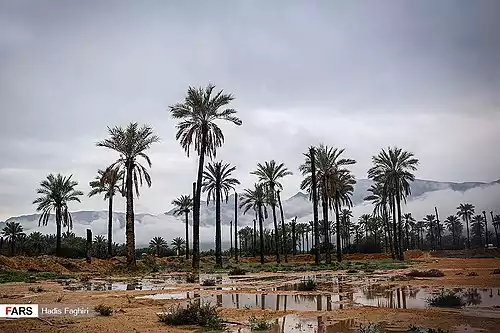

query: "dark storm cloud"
xmin=0 ymin=0 xmax=499 ymax=219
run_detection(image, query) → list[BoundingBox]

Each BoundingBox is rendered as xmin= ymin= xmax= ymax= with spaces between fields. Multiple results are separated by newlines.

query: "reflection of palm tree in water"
xmin=464 ymin=289 xmax=482 ymax=306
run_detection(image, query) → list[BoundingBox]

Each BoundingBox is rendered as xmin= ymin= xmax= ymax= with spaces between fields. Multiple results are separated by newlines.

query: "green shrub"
xmin=201 ymin=279 xmax=216 ymax=286
xmin=467 ymin=271 xmax=478 ymax=276
xmin=94 ymin=304 xmax=113 ymax=316
xmin=186 ymin=273 xmax=197 ymax=283
xmin=297 ymin=278 xmax=317 ymax=291
xmin=347 ymin=269 xmax=358 ymax=274
xmin=407 ymin=269 xmax=444 ymax=277
xmin=28 ymin=286 xmax=44 ymax=293
xmin=492 ymin=269 xmax=500 ymax=274
xmin=228 ymin=266 xmax=247 ymax=276
xmin=249 ymin=316 xmax=274 ymax=331
xmin=426 ymin=290 xmax=465 ymax=308
xmin=157 ymin=301 xmax=224 ymax=330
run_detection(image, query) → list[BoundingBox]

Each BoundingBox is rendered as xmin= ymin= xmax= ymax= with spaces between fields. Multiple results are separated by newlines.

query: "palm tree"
xmin=170 ymin=84 xmax=242 ymax=270
xmin=97 ymin=122 xmax=160 ymax=267
xmin=1 ymin=222 xmax=25 ymax=255
xmin=445 ymin=215 xmax=462 ymax=247
xmin=27 ymin=231 xmax=45 ymax=255
xmin=251 ymin=160 xmax=292 ymax=264
xmin=423 ymin=214 xmax=437 ymax=250
xmin=33 ymin=174 xmax=83 ymax=256
xmin=492 ymin=212 xmax=500 ymax=247
xmin=149 ymin=236 xmax=168 ymax=257
xmin=171 ymin=237 xmax=186 ymax=256
xmin=471 ymin=215 xmax=484 ymax=247
xmin=202 ymin=161 xmax=240 ymax=268
xmin=403 ymin=213 xmax=415 ymax=250
xmin=171 ymin=195 xmax=193 ymax=259
xmin=93 ymin=235 xmax=107 ymax=258
xmin=364 ymin=182 xmax=393 ymax=256
xmin=88 ymin=167 xmax=123 ymax=257
xmin=457 ymin=203 xmax=475 ymax=249
xmin=368 ymin=147 xmax=419 ymax=260
xmin=299 ymin=145 xmax=355 ymax=263
xmin=239 ymin=184 xmax=267 ymax=264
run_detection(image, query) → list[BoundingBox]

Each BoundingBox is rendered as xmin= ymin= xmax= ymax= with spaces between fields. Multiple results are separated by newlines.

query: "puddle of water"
xmin=65 ymin=279 xmax=180 ymax=291
xmin=199 ymin=287 xmax=500 ymax=311
xmin=135 ymin=291 xmax=198 ymax=300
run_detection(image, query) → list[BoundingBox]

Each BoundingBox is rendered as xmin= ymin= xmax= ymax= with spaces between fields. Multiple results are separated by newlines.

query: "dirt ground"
xmin=1 ymin=251 xmax=499 ymax=332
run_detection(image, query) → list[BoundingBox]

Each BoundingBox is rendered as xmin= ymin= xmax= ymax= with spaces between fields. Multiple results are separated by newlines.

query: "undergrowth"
xmin=157 ymin=300 xmax=224 ymax=330
xmin=426 ymin=290 xmax=465 ymax=308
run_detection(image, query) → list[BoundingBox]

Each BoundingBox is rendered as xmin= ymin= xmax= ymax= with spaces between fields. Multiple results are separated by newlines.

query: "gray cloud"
xmin=1 ymin=0 xmax=499 ymax=220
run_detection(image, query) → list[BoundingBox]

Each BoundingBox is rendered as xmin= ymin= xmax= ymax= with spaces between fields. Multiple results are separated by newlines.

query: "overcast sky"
xmin=1 ymin=0 xmax=500 ymax=220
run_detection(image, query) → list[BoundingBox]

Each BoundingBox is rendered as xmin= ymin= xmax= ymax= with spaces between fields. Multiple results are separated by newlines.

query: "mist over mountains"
xmin=2 ymin=178 xmax=499 ymax=248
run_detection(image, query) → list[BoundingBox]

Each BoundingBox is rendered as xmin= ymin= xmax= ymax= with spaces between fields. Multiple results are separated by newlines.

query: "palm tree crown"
xmin=171 ymin=195 xmax=193 ymax=216
xmin=202 ymin=161 xmax=240 ymax=204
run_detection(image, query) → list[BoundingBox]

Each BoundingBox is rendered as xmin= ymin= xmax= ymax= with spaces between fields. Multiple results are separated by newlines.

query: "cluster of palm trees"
xmin=4 ymin=83 xmax=496 ymax=268
xmin=149 ymin=236 xmax=186 ymax=257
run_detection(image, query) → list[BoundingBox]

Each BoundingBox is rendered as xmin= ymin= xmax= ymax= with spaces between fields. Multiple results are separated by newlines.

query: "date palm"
xmin=368 ymin=147 xmax=419 ymax=260
xmin=27 ymin=231 xmax=45 ymax=255
xmin=33 ymin=173 xmax=83 ymax=256
xmin=97 ymin=122 xmax=160 ymax=267
xmin=88 ymin=167 xmax=123 ymax=257
xmin=171 ymin=237 xmax=186 ymax=256
xmin=445 ymin=215 xmax=462 ymax=247
xmin=1 ymin=222 xmax=25 ymax=255
xmin=403 ymin=213 xmax=415 ymax=250
xmin=170 ymin=84 xmax=242 ymax=270
xmin=471 ymin=215 xmax=484 ymax=247
xmin=251 ymin=160 xmax=292 ymax=264
xmin=423 ymin=214 xmax=437 ymax=250
xmin=239 ymin=184 xmax=268 ymax=265
xmin=457 ymin=203 xmax=475 ymax=249
xmin=93 ymin=235 xmax=107 ymax=259
xmin=171 ymin=195 xmax=193 ymax=259
xmin=202 ymin=161 xmax=240 ymax=268
xmin=364 ymin=182 xmax=392 ymax=256
xmin=149 ymin=236 xmax=168 ymax=257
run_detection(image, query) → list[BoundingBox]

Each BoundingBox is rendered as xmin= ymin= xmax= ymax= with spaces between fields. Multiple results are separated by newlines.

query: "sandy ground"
xmin=1 ymin=253 xmax=499 ymax=332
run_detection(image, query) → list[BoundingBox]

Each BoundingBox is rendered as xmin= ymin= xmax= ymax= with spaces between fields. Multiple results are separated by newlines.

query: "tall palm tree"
xmin=457 ymin=203 xmax=475 ymax=249
xmin=33 ymin=174 xmax=83 ymax=256
xmin=251 ymin=160 xmax=292 ymax=264
xmin=171 ymin=195 xmax=193 ymax=259
xmin=97 ymin=122 xmax=160 ymax=267
xmin=445 ymin=215 xmax=462 ymax=247
xmin=202 ymin=161 xmax=240 ymax=268
xmin=88 ymin=167 xmax=123 ymax=256
xmin=1 ymin=222 xmax=25 ymax=255
xmin=239 ymin=184 xmax=267 ymax=265
xmin=368 ymin=147 xmax=419 ymax=260
xmin=149 ymin=236 xmax=168 ymax=257
xmin=299 ymin=145 xmax=355 ymax=263
xmin=170 ymin=84 xmax=242 ymax=270
xmin=171 ymin=237 xmax=186 ymax=256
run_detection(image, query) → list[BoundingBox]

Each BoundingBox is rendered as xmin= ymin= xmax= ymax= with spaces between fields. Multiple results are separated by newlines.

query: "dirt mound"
xmin=404 ymin=250 xmax=426 ymax=259
xmin=430 ymin=249 xmax=500 ymax=259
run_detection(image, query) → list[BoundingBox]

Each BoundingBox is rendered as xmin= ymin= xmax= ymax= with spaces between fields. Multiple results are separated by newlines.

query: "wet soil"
xmin=1 ymin=254 xmax=500 ymax=332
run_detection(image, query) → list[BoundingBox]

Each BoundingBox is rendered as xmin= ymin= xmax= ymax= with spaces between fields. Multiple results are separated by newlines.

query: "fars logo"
xmin=0 ymin=304 xmax=39 ymax=318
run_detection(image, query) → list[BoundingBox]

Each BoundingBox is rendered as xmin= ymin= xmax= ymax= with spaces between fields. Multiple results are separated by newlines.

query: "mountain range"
xmin=2 ymin=178 xmax=499 ymax=248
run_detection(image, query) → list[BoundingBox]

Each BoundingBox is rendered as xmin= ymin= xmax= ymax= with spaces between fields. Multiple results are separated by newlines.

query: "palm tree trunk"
xmin=322 ymin=176 xmax=331 ymax=264
xmin=483 ymin=211 xmax=489 ymax=246
xmin=108 ymin=195 xmax=113 ymax=257
xmin=253 ymin=218 xmax=256 ymax=257
xmin=310 ymin=147 xmax=320 ymax=265
xmin=234 ymin=192 xmax=238 ymax=263
xmin=292 ymin=222 xmax=296 ymax=256
xmin=258 ymin=204 xmax=265 ymax=265
xmin=185 ymin=211 xmax=189 ymax=259
xmin=215 ymin=174 xmax=222 ymax=268
xmin=125 ymin=162 xmax=136 ymax=267
xmin=270 ymin=186 xmax=280 ymax=264
xmin=434 ymin=207 xmax=442 ymax=249
xmin=335 ymin=199 xmax=342 ymax=262
xmin=465 ymin=216 xmax=471 ymax=249
xmin=395 ymin=189 xmax=404 ymax=261
xmin=491 ymin=212 xmax=499 ymax=247
xmin=56 ymin=207 xmax=62 ymax=257
xmin=391 ymin=198 xmax=400 ymax=260
xmin=277 ymin=190 xmax=287 ymax=263
xmin=192 ymin=126 xmax=207 ymax=269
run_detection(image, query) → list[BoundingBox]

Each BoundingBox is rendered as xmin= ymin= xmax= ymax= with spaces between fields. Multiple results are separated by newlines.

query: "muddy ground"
xmin=1 ymin=251 xmax=500 ymax=332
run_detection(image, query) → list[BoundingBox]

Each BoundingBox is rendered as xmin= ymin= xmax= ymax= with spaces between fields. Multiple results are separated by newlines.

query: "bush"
xmin=347 ymin=269 xmax=358 ymax=274
xmin=28 ymin=286 xmax=44 ymax=293
xmin=157 ymin=301 xmax=224 ymax=330
xmin=297 ymin=278 xmax=317 ymax=291
xmin=201 ymin=279 xmax=216 ymax=286
xmin=467 ymin=272 xmax=478 ymax=276
xmin=492 ymin=269 xmax=500 ymax=275
xmin=228 ymin=266 xmax=247 ymax=276
xmin=94 ymin=305 xmax=113 ymax=316
xmin=407 ymin=269 xmax=444 ymax=277
xmin=427 ymin=290 xmax=465 ymax=308
xmin=186 ymin=273 xmax=197 ymax=283
xmin=249 ymin=316 xmax=274 ymax=331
